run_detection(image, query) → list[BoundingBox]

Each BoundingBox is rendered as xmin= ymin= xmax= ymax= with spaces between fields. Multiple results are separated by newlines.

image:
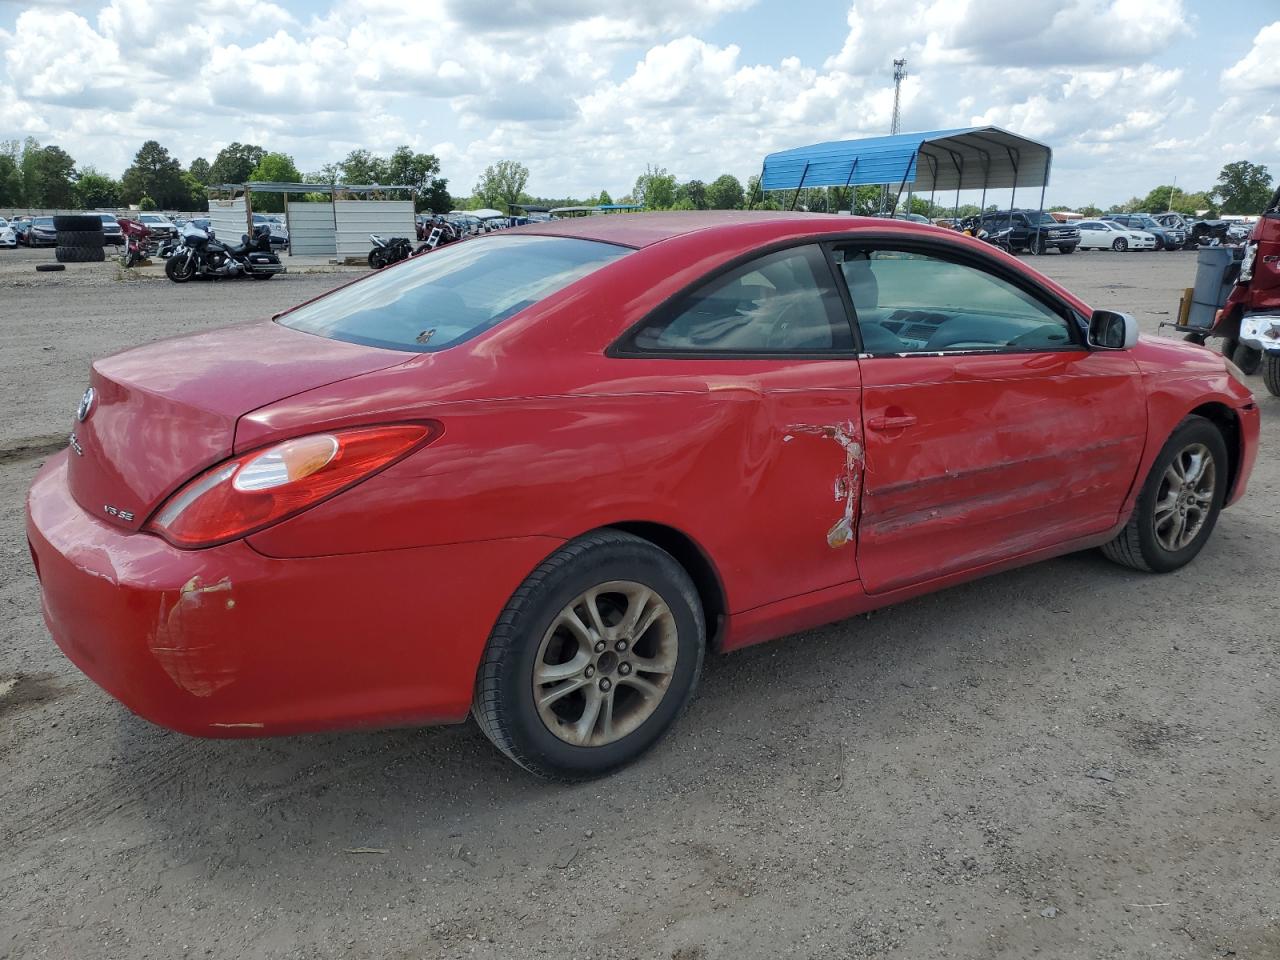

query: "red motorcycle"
xmin=117 ymin=217 xmax=153 ymax=268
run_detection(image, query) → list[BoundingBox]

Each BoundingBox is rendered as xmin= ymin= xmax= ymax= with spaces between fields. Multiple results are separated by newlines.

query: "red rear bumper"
xmin=26 ymin=452 xmax=559 ymax=737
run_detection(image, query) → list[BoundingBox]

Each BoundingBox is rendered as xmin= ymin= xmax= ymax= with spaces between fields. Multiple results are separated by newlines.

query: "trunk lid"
xmin=67 ymin=320 xmax=407 ymax=532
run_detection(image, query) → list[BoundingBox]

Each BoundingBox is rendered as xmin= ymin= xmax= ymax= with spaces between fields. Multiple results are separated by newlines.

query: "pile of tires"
xmin=53 ymin=215 xmax=106 ymax=263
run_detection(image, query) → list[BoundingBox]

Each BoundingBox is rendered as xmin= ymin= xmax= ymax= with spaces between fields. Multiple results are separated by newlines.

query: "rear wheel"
xmin=367 ymin=249 xmax=386 ymax=270
xmin=1112 ymin=237 xmax=1128 ymax=252
xmin=472 ymin=531 xmax=705 ymax=780
xmin=1101 ymin=416 xmax=1228 ymax=573
xmin=1263 ymin=353 xmax=1280 ymax=397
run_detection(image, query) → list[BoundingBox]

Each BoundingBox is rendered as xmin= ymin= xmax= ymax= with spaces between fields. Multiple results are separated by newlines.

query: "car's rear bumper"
xmin=26 ymin=452 xmax=561 ymax=737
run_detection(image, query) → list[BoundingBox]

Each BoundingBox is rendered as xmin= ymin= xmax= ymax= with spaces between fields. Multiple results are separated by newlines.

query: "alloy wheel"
xmin=1152 ymin=442 xmax=1216 ymax=552
xmin=532 ymin=580 xmax=678 ymax=747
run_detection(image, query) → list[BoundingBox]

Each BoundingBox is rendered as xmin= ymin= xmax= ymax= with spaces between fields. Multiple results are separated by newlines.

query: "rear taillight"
xmin=146 ymin=423 xmax=437 ymax=548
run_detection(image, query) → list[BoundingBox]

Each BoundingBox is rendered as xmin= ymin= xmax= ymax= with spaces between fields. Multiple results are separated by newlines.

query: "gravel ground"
xmin=1 ymin=246 xmax=1277 ymax=960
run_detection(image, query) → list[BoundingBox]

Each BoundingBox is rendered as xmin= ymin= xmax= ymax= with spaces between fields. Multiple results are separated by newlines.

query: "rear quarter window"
xmin=277 ymin=235 xmax=630 ymax=352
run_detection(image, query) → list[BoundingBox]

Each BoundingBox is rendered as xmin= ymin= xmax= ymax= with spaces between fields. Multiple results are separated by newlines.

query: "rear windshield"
xmin=278 ymin=235 xmax=630 ymax=352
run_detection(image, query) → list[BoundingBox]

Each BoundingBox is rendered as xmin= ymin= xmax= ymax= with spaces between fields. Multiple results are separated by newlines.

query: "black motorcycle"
xmin=367 ymin=233 xmax=415 ymax=270
xmin=165 ymin=223 xmax=285 ymax=283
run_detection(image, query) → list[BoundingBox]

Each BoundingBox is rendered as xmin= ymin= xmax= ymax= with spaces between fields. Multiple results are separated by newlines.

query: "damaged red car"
xmin=26 ymin=212 xmax=1260 ymax=779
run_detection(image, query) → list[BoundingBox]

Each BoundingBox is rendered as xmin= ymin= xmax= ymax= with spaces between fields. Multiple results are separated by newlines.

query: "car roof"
xmin=511 ymin=210 xmax=889 ymax=249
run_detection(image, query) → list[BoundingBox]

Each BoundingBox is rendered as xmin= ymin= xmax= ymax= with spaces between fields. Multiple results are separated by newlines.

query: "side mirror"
xmin=1087 ymin=310 xmax=1138 ymax=350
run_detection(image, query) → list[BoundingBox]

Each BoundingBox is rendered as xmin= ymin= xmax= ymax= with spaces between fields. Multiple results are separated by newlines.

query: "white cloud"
xmin=0 ymin=0 xmax=1268 ymax=207
xmin=1221 ymin=21 xmax=1280 ymax=94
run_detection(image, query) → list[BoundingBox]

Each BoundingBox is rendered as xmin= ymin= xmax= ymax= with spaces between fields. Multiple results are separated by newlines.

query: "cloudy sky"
xmin=2 ymin=0 xmax=1278 ymax=206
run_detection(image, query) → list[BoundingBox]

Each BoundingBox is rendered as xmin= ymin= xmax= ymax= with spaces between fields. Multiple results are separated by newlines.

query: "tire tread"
xmin=471 ymin=530 xmax=702 ymax=780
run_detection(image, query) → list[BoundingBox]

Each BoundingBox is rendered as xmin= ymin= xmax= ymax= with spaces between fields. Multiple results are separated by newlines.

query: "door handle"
xmin=866 ymin=413 xmax=918 ymax=431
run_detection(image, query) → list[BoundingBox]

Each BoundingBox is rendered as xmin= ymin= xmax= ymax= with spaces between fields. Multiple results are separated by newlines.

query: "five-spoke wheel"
xmin=472 ymin=531 xmax=704 ymax=779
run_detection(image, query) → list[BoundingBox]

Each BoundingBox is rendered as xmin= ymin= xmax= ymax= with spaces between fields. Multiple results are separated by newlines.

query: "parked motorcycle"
xmin=117 ymin=218 xmax=153 ymax=269
xmin=368 ymin=234 xmax=414 ymax=270
xmin=165 ymin=223 xmax=285 ymax=283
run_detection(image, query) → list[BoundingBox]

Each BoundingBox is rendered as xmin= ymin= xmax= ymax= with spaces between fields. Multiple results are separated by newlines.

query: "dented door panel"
xmin=856 ymin=350 xmax=1146 ymax=594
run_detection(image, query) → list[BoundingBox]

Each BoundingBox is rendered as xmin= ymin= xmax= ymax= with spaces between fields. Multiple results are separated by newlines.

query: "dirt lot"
xmin=1 ymin=245 xmax=1276 ymax=960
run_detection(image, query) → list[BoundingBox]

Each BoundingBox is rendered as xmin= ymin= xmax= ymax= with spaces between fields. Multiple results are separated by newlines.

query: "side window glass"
xmin=629 ymin=245 xmax=852 ymax=354
xmin=832 ymin=248 xmax=1074 ymax=355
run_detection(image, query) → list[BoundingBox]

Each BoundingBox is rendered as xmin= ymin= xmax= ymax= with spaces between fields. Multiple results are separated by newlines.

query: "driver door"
xmin=830 ymin=242 xmax=1146 ymax=595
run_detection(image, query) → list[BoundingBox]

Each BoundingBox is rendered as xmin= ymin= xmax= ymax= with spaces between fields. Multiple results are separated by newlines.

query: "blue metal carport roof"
xmin=760 ymin=126 xmax=1052 ymax=193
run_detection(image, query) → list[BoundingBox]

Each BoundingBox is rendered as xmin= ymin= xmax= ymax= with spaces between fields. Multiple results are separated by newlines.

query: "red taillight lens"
xmin=146 ymin=423 xmax=437 ymax=548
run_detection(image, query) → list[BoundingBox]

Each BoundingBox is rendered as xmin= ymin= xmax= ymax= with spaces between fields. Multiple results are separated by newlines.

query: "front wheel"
xmin=1262 ymin=353 xmax=1280 ymax=397
xmin=165 ymin=255 xmax=195 ymax=283
xmin=367 ymin=249 xmax=386 ymax=270
xmin=472 ymin=531 xmax=705 ymax=780
xmin=1101 ymin=416 xmax=1228 ymax=573
xmin=1059 ymin=244 xmax=1075 ymax=254
xmin=1112 ymin=237 xmax=1128 ymax=252
xmin=1232 ymin=342 xmax=1262 ymax=376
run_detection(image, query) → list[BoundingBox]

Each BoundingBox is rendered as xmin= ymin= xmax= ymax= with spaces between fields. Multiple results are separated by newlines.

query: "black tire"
xmin=52 ymin=214 xmax=102 ymax=233
xmin=1220 ymin=335 xmax=1240 ymax=360
xmin=1232 ymin=342 xmax=1262 ymax=376
xmin=57 ymin=229 xmax=105 ymax=248
xmin=367 ymin=249 xmax=386 ymax=270
xmin=165 ymin=255 xmax=194 ymax=283
xmin=1182 ymin=332 xmax=1206 ymax=345
xmin=472 ymin=530 xmax=705 ymax=780
xmin=55 ymin=245 xmax=105 ymax=263
xmin=250 ymin=272 xmax=275 ymax=280
xmin=35 ymin=263 xmax=65 ymax=272
xmin=1101 ymin=415 xmax=1229 ymax=573
xmin=1112 ymin=237 xmax=1127 ymax=252
xmin=1059 ymin=244 xmax=1075 ymax=254
xmin=1263 ymin=353 xmax=1280 ymax=397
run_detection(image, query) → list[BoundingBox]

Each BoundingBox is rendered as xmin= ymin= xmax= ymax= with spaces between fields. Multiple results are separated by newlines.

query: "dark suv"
xmin=1103 ymin=213 xmax=1184 ymax=251
xmin=979 ymin=210 xmax=1079 ymax=254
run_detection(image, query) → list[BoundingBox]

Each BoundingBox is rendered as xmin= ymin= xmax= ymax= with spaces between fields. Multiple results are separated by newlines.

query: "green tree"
xmin=73 ymin=167 xmax=120 ymax=208
xmin=387 ymin=145 xmax=450 ymax=212
xmin=139 ymin=195 xmax=157 ymax=211
xmin=120 ymin=141 xmax=188 ymax=209
xmin=307 ymin=162 xmax=340 ymax=186
xmin=248 ymin=152 xmax=303 ymax=212
xmin=208 ymin=142 xmax=266 ymax=186
xmin=338 ymin=148 xmax=389 ymax=186
xmin=31 ymin=145 xmax=77 ymax=207
xmin=744 ymin=175 xmax=780 ymax=210
xmin=1214 ymin=161 xmax=1273 ymax=215
xmin=18 ymin=137 xmax=41 ymax=206
xmin=597 ymin=189 xmax=613 ymax=206
xmin=706 ymin=174 xmax=744 ymax=210
xmin=675 ymin=179 xmax=708 ymax=209
xmin=0 ymin=153 xmax=21 ymax=206
xmin=633 ymin=164 xmax=677 ymax=210
xmin=188 ymin=157 xmax=211 ymax=185
xmin=473 ymin=160 xmax=530 ymax=212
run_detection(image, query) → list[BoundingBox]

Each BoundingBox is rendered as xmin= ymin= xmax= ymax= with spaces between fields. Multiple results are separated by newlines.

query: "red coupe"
xmin=26 ymin=212 xmax=1260 ymax=779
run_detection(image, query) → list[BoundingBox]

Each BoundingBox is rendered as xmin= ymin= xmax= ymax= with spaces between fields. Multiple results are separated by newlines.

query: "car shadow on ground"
xmin=95 ymin=541 xmax=1181 ymax=860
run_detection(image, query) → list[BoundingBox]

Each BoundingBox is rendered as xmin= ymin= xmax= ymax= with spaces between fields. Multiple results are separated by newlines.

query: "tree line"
xmin=0 ymin=139 xmax=452 ymax=213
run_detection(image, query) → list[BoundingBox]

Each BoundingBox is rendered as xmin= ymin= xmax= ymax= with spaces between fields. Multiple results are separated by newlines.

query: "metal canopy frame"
xmin=759 ymin=126 xmax=1052 ymax=233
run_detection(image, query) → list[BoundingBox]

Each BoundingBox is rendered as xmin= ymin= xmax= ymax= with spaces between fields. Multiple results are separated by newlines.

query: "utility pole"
xmin=891 ymin=58 xmax=907 ymax=135
xmin=882 ymin=58 xmax=908 ymax=214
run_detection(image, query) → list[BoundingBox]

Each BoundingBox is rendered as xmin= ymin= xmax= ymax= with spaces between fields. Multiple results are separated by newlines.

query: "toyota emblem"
xmin=76 ymin=386 xmax=96 ymax=423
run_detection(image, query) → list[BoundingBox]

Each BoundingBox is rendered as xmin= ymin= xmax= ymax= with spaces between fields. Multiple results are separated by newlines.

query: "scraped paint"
xmin=785 ymin=421 xmax=864 ymax=548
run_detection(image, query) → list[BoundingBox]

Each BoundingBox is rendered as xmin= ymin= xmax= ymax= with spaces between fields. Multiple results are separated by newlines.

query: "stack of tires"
xmin=53 ymin=215 xmax=106 ymax=264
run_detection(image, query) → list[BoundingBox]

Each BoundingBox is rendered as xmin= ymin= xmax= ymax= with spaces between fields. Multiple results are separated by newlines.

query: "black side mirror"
xmin=1087 ymin=310 xmax=1138 ymax=350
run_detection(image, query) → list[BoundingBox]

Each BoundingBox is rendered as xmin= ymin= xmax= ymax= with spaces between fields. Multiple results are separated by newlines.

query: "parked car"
xmin=1076 ymin=219 xmax=1156 ymax=251
xmin=26 ymin=212 xmax=1259 ymax=779
xmin=97 ymin=213 xmax=124 ymax=246
xmin=978 ymin=210 xmax=1080 ymax=254
xmin=26 ymin=216 xmax=57 ymax=246
xmin=252 ymin=213 xmax=289 ymax=249
xmin=1103 ymin=213 xmax=1185 ymax=251
xmin=136 ymin=213 xmax=178 ymax=242
xmin=0 ymin=219 xmax=15 ymax=248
